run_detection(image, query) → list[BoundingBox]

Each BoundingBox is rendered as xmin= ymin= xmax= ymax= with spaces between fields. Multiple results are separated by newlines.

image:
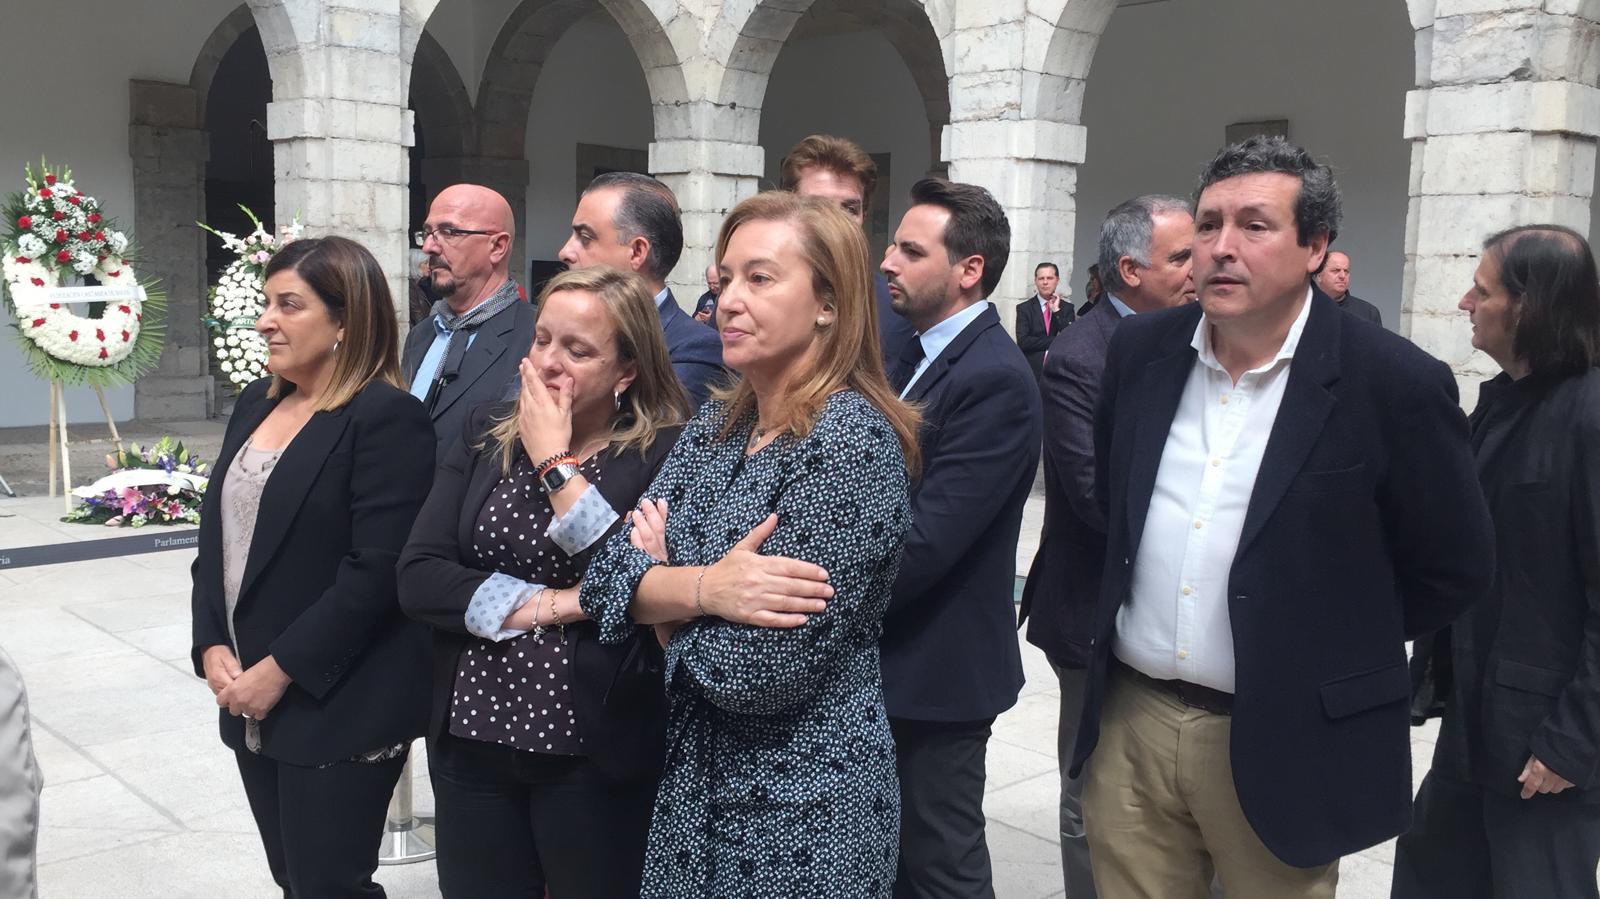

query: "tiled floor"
xmin=3 ymin=487 xmax=1430 ymax=898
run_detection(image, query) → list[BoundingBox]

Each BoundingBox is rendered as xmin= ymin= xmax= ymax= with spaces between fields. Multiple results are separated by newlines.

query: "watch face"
xmin=542 ymin=463 xmax=576 ymax=493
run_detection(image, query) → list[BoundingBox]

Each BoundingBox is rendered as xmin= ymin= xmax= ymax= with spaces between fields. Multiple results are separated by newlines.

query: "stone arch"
xmin=190 ymin=4 xmax=259 ymax=113
xmin=713 ymin=0 xmax=950 ymax=156
xmin=240 ymin=0 xmax=306 ymax=101
xmin=475 ymin=0 xmax=684 ymax=161
xmin=412 ymin=30 xmax=476 ymax=160
xmin=1028 ymin=0 xmax=1118 ymax=125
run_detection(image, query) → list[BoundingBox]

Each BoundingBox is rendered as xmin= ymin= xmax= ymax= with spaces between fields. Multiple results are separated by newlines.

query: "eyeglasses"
xmin=414 ymin=226 xmax=495 ymax=247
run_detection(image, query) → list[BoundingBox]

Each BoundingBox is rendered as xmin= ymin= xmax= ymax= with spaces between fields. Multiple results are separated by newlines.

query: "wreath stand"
xmin=45 ymin=376 xmax=126 ymax=513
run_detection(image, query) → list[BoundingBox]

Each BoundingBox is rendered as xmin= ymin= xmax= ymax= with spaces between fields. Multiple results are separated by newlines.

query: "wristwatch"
xmin=539 ymin=462 xmax=580 ymax=495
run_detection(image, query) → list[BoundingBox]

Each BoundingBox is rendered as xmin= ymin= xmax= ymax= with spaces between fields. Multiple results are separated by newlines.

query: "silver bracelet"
xmin=529 ymin=586 xmax=548 ymax=639
xmin=694 ymin=566 xmax=709 ymax=617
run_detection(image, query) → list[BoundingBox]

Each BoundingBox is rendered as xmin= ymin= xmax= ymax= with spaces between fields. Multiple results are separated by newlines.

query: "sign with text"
xmin=44 ymin=285 xmax=142 ymax=304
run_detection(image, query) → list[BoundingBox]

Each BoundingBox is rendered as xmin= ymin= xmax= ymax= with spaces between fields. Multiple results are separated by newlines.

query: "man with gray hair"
xmin=1072 ymin=136 xmax=1492 ymax=897
xmin=1018 ymin=194 xmax=1193 ymax=899
xmin=558 ymin=171 xmax=724 ymax=406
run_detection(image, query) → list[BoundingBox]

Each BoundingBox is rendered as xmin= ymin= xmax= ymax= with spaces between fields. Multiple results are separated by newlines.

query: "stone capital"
xmin=941 ymin=119 xmax=1087 ymax=165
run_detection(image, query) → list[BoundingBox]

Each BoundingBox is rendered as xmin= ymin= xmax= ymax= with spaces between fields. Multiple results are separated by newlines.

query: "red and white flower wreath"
xmin=0 ymin=163 xmax=164 ymax=384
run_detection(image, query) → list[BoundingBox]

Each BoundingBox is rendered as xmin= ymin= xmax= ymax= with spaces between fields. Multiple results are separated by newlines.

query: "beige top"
xmin=221 ymin=440 xmax=284 ymax=652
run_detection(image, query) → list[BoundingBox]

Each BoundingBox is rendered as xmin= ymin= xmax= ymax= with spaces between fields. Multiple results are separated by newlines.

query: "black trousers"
xmin=1392 ymin=769 xmax=1600 ymax=899
xmin=234 ymin=746 xmax=406 ymax=899
xmin=428 ymin=733 xmax=655 ymax=899
xmin=889 ymin=716 xmax=997 ymax=899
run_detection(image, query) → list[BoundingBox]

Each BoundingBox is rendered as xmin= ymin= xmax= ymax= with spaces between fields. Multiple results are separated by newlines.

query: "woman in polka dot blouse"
xmin=582 ymin=193 xmax=924 ymax=898
xmin=398 ymin=267 xmax=688 ymax=897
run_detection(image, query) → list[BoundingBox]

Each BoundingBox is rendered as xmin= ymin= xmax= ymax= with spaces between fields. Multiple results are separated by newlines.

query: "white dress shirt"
xmin=1113 ymin=289 xmax=1314 ymax=693
xmin=899 ymin=300 xmax=992 ymax=399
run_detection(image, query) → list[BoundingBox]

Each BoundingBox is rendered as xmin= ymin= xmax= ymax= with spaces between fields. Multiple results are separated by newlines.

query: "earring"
xmin=332 ymin=339 xmax=340 ymax=352
xmin=613 ymin=390 xmax=622 ymax=410
xmin=816 ymin=316 xmax=830 ymax=328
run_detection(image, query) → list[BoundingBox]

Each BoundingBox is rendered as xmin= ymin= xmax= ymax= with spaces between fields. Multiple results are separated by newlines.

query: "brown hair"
xmin=712 ymin=191 xmax=921 ymax=475
xmin=779 ymin=135 xmax=879 ymax=218
xmin=482 ymin=266 xmax=688 ymax=474
xmin=261 ymin=236 xmax=403 ymax=411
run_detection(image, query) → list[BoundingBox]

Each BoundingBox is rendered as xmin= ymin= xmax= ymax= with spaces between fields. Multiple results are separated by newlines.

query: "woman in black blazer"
xmin=397 ymin=266 xmax=687 ymax=898
xmin=190 ymin=236 xmax=434 ymax=898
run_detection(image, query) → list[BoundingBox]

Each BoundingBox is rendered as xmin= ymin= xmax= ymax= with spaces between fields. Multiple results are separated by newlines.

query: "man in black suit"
xmin=1015 ymin=262 xmax=1074 ymax=383
xmin=1073 ymin=137 xmax=1494 ymax=896
xmin=1314 ymin=250 xmax=1384 ymax=326
xmin=779 ymin=134 xmax=918 ymax=370
xmin=880 ymin=178 xmax=1041 ymax=899
xmin=404 ymin=183 xmax=537 ymax=459
xmin=558 ymin=172 xmax=724 ymax=407
xmin=1018 ymin=193 xmax=1193 ymax=899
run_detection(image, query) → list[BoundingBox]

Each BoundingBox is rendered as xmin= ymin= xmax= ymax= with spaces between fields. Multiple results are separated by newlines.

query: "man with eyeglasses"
xmin=403 ymin=183 xmax=537 ymax=459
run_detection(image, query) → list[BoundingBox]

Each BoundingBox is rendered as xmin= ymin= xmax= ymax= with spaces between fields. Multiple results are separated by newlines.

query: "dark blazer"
xmin=190 ymin=378 xmax=435 ymax=766
xmin=876 ymin=272 xmax=917 ymax=373
xmin=1072 ymin=294 xmax=1495 ymax=867
xmin=882 ymin=303 xmax=1042 ymax=722
xmin=1423 ymin=370 xmax=1600 ymax=802
xmin=1015 ymin=295 xmax=1075 ymax=382
xmin=396 ymin=405 xmax=680 ymax=783
xmin=1018 ymin=298 xmax=1122 ymax=669
xmin=1312 ymin=280 xmax=1384 ymax=328
xmin=401 ymin=293 xmax=537 ymax=460
xmin=658 ymin=291 xmax=725 ymax=408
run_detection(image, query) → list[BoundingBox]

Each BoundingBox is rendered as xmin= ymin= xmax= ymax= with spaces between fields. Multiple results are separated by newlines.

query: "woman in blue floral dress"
xmin=581 ymin=191 xmax=921 ymax=898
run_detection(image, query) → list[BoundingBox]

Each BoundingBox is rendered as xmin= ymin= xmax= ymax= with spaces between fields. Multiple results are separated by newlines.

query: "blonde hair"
xmin=713 ymin=191 xmax=921 ymax=475
xmin=483 ymin=266 xmax=687 ymax=474
xmin=262 ymin=236 xmax=404 ymax=411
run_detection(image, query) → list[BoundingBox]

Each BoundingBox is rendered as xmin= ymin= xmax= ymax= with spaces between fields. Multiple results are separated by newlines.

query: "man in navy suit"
xmin=1014 ymin=262 xmax=1074 ymax=383
xmin=403 ymin=183 xmax=537 ymax=460
xmin=779 ymin=134 xmax=917 ymax=370
xmin=1073 ymin=136 xmax=1494 ymax=896
xmin=880 ymin=178 xmax=1041 ymax=899
xmin=558 ymin=172 xmax=724 ymax=407
xmin=1018 ymin=193 xmax=1193 ymax=899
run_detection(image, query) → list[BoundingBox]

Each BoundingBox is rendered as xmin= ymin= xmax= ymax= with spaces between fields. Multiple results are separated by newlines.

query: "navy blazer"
xmin=190 ymin=379 xmax=435 ymax=766
xmin=402 ymin=294 xmax=537 ymax=460
xmin=1015 ymin=294 xmax=1075 ymax=382
xmin=658 ymin=290 xmax=726 ymax=408
xmin=1019 ymin=298 xmax=1121 ymax=669
xmin=1073 ymin=294 xmax=1494 ymax=867
xmin=881 ymin=303 xmax=1041 ymax=722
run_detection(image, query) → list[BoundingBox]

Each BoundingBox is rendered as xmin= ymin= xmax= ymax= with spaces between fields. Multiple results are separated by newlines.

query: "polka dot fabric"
xmin=448 ymin=452 xmax=607 ymax=756
xmin=583 ymin=391 xmax=911 ymax=899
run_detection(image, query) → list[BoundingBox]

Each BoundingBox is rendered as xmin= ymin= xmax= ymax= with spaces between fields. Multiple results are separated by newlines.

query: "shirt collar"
xmin=1106 ymin=293 xmax=1135 ymax=318
xmin=1191 ymin=287 xmax=1313 ymax=375
xmin=917 ymin=300 xmax=991 ymax=362
xmin=655 ymin=287 xmax=671 ymax=311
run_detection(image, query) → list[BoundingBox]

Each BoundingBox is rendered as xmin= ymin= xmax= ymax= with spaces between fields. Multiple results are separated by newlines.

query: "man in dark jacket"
xmin=1313 ymin=251 xmax=1383 ymax=326
xmin=1018 ymin=193 xmax=1193 ymax=899
xmin=1393 ymin=225 xmax=1600 ymax=899
xmin=881 ymin=178 xmax=1040 ymax=899
xmin=1015 ymin=262 xmax=1074 ymax=383
xmin=1075 ymin=137 xmax=1493 ymax=896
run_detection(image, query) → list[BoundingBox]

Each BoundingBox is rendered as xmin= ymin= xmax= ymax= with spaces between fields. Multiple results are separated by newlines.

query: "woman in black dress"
xmin=397 ymin=265 xmax=687 ymax=897
xmin=581 ymin=192 xmax=923 ymax=897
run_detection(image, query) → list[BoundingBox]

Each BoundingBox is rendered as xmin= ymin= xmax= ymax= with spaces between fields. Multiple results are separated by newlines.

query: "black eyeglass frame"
xmin=414 ymin=226 xmax=497 ymax=247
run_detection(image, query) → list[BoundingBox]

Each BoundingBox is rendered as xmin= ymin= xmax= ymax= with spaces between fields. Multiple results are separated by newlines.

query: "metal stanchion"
xmin=377 ymin=745 xmax=436 ymax=865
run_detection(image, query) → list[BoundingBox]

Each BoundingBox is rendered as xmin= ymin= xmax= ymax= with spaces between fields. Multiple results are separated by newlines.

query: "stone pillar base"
xmin=134 ymin=374 xmax=215 ymax=421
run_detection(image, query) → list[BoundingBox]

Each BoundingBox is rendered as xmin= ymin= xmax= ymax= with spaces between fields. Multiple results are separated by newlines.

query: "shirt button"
xmin=1220 ymin=395 xmax=1230 ymax=405
xmin=1182 ymin=585 xmax=1194 ymax=595
xmin=1177 ymin=649 xmax=1190 ymax=660
xmin=1210 ymin=458 xmax=1222 ymax=467
xmin=1193 ymin=519 xmax=1204 ymax=529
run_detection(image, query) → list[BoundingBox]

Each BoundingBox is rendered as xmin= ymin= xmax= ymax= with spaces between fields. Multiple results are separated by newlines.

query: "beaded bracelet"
xmin=549 ymin=586 xmax=567 ymax=642
xmin=532 ymin=450 xmax=573 ymax=476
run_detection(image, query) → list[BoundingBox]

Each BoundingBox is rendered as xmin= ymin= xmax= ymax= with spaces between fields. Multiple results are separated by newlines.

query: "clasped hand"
xmin=1518 ymin=755 xmax=1575 ymax=799
xmin=630 ymin=499 xmax=833 ymax=629
xmin=203 ymin=645 xmax=291 ymax=720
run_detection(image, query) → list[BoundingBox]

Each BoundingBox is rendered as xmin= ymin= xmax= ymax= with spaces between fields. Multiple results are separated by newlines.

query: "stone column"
xmin=265 ymin=5 xmax=417 ymax=328
xmin=129 ymin=79 xmax=214 ymax=421
xmin=944 ymin=119 xmax=1086 ymax=330
xmin=1403 ymin=2 xmax=1600 ymax=405
xmin=650 ymin=138 xmax=766 ymax=306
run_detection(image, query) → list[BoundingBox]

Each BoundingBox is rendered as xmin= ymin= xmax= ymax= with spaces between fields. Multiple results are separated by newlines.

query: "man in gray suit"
xmin=0 ymin=643 xmax=41 ymax=899
xmin=403 ymin=184 xmax=537 ymax=458
xmin=1018 ymin=194 xmax=1194 ymax=898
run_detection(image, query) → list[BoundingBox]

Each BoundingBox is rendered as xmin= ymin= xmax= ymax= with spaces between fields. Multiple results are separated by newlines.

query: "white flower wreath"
xmin=0 ymin=162 xmax=165 ymax=385
xmin=200 ymin=206 xmax=300 ymax=391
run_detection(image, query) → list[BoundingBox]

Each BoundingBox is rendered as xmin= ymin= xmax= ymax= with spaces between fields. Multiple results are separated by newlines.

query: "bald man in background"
xmin=403 ymin=183 xmax=537 ymax=459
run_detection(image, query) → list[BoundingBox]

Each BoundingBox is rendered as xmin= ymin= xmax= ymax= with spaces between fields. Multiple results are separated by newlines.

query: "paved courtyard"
xmin=2 ymin=484 xmax=1428 ymax=898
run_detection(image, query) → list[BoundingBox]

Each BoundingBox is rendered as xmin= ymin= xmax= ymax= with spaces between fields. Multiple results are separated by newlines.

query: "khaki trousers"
xmin=1082 ymin=667 xmax=1337 ymax=899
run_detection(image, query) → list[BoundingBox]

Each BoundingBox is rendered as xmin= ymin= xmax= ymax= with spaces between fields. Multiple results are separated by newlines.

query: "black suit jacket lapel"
xmin=1124 ymin=306 xmax=1201 ymax=558
xmin=1235 ymin=295 xmax=1341 ymax=557
xmin=430 ymin=305 xmax=517 ymax=422
xmin=906 ymin=304 xmax=998 ymax=403
xmin=456 ymin=436 xmax=503 ymax=555
xmin=402 ymin=320 xmax=434 ymax=384
xmin=196 ymin=388 xmax=278 ymax=609
xmin=237 ymin=409 xmax=352 ymax=602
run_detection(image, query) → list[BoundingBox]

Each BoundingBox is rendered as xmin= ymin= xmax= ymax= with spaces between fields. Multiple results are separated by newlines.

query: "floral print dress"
xmin=582 ymin=390 xmax=911 ymax=899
